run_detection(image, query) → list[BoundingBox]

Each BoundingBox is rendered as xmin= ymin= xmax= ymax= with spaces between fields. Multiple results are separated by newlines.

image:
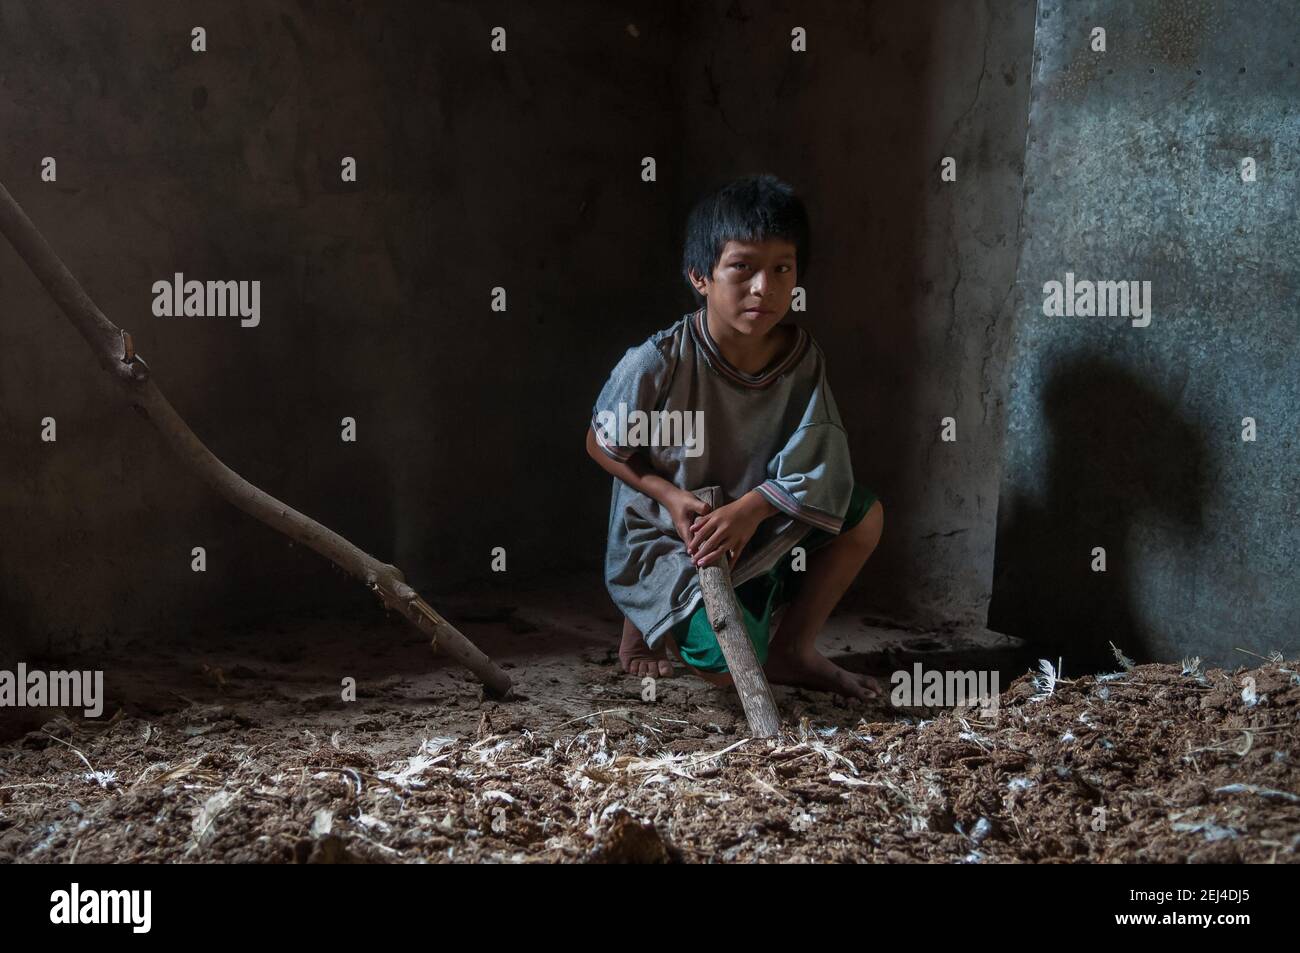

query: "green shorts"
xmin=670 ymin=483 xmax=878 ymax=674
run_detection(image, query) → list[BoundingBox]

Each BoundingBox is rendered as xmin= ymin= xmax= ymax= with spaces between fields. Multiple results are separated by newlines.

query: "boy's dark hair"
xmin=681 ymin=173 xmax=811 ymax=300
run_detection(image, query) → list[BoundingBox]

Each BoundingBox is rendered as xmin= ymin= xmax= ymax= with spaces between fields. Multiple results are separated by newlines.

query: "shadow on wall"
xmin=988 ymin=356 xmax=1209 ymax=672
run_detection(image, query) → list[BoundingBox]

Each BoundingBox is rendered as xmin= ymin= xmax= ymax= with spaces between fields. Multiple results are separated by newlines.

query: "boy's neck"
xmin=704 ymin=304 xmax=789 ymax=376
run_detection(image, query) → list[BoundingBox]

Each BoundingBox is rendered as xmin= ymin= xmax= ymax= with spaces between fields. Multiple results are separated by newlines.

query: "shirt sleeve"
xmin=754 ymin=363 xmax=855 ymax=534
xmin=590 ymin=339 xmax=672 ymax=463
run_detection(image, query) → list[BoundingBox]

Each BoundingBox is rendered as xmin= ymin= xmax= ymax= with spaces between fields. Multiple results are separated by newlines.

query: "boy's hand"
xmin=665 ymin=489 xmax=712 ymax=548
xmin=688 ymin=495 xmax=766 ymax=570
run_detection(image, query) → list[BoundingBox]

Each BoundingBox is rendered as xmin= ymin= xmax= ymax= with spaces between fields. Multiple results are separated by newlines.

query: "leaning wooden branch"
xmin=694 ymin=487 xmax=781 ymax=738
xmin=0 ymin=179 xmax=511 ymax=698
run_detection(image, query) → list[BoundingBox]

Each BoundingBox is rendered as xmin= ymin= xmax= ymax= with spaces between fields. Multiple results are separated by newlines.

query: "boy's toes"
xmin=835 ymin=669 xmax=870 ymax=702
xmin=839 ymin=671 xmax=887 ymax=704
xmin=858 ymin=673 xmax=887 ymax=701
xmin=618 ymin=623 xmax=674 ymax=677
xmin=628 ymin=657 xmax=673 ymax=678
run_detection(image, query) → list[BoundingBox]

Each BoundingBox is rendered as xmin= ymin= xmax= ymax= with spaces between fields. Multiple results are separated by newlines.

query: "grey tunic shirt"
xmin=591 ymin=307 xmax=855 ymax=649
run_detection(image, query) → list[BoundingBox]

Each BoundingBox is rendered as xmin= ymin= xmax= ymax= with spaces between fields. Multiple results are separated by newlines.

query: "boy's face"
xmin=690 ymin=238 xmax=797 ymax=338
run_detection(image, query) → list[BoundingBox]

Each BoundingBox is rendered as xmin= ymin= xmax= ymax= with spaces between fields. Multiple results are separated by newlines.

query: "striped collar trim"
xmin=689 ymin=308 xmax=809 ymax=388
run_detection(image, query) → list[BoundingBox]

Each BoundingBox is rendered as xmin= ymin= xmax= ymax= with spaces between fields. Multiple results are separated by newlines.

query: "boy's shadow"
xmin=988 ymin=355 xmax=1210 ymax=672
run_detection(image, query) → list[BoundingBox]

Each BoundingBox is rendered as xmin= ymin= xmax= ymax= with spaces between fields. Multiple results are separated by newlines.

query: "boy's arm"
xmin=585 ymin=424 xmax=776 ymax=517
xmin=585 ymin=423 xmax=681 ymax=510
xmin=586 ymin=425 xmax=779 ymax=561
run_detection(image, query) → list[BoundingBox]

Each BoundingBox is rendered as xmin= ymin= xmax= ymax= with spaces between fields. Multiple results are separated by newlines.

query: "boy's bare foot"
xmin=619 ymin=618 xmax=673 ymax=677
xmin=763 ymin=646 xmax=885 ymax=703
xmin=673 ymin=649 xmax=734 ymax=688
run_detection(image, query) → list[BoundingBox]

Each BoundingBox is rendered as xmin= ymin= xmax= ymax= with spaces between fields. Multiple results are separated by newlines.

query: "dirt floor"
xmin=2 ymin=576 xmax=1297 ymax=863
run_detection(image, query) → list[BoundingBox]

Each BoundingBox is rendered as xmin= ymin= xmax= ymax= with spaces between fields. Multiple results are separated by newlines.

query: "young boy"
xmin=585 ymin=174 xmax=885 ymax=702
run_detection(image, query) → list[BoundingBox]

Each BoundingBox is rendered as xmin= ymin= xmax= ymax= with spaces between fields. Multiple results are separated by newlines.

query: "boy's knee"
xmin=846 ymin=500 xmax=883 ymax=549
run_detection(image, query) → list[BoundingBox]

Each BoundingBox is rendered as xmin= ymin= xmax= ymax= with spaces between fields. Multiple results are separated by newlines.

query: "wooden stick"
xmin=0 ymin=178 xmax=512 ymax=699
xmin=694 ymin=487 xmax=781 ymax=738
